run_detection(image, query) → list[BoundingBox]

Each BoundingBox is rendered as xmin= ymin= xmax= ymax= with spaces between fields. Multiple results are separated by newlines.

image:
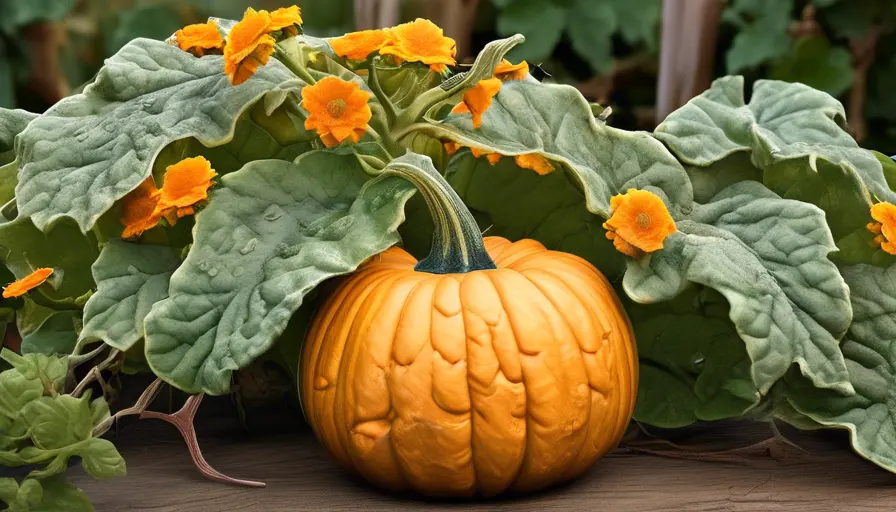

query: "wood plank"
xmin=69 ymin=404 xmax=896 ymax=512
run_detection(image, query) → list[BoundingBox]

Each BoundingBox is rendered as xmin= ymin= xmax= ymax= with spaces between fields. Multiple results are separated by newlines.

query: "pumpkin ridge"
xmin=305 ymin=267 xmax=386 ymax=464
xmin=348 ymin=272 xmax=422 ymax=471
xmin=332 ymin=270 xmax=403 ymax=471
xmin=453 ymin=274 xmax=480 ymax=495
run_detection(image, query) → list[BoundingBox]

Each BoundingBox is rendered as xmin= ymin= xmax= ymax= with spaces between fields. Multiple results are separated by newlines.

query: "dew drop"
xmin=207 ymin=267 xmax=219 ymax=277
xmin=76 ymin=132 xmax=89 ymax=142
xmin=198 ymin=261 xmax=210 ymax=271
xmin=263 ymin=205 xmax=283 ymax=221
xmin=126 ymin=265 xmax=139 ymax=274
xmin=240 ymin=238 xmax=258 ymax=255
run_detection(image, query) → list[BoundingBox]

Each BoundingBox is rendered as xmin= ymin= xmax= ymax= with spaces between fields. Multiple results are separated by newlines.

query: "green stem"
xmin=390 ymin=122 xmax=440 ymax=143
xmin=367 ymin=57 xmax=398 ymax=124
xmin=275 ymin=48 xmax=317 ymax=86
xmin=383 ymin=158 xmax=496 ymax=274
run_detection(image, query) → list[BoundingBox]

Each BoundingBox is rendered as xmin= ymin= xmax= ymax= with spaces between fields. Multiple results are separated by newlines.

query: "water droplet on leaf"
xmin=240 ymin=238 xmax=258 ymax=255
xmin=263 ymin=205 xmax=283 ymax=221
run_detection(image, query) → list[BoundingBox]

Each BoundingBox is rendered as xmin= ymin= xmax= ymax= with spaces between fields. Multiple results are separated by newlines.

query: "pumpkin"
xmin=299 ymin=157 xmax=637 ymax=497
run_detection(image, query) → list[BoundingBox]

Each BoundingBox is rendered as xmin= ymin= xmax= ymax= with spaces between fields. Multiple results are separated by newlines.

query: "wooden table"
xmin=70 ymin=401 xmax=896 ymax=512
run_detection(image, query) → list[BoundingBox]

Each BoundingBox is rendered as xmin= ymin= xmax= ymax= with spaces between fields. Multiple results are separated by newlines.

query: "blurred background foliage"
xmin=1 ymin=0 xmax=894 ymax=151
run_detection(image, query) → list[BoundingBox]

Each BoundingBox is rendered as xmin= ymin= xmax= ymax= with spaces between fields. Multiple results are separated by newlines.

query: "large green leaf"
xmin=426 ymin=80 xmax=693 ymax=218
xmin=0 ymin=108 xmax=36 ymax=153
xmin=80 ymin=241 xmax=180 ymax=351
xmin=654 ymin=76 xmax=896 ymax=206
xmin=631 ymin=291 xmax=760 ymax=428
xmin=624 ymin=181 xmax=852 ymax=395
xmin=566 ymin=0 xmax=616 ymax=74
xmin=144 ymin=150 xmax=416 ymax=395
xmin=0 ymin=217 xmax=98 ymax=304
xmin=446 ymin=151 xmax=626 ymax=281
xmin=19 ymin=312 xmax=78 ymax=356
xmin=782 ymin=263 xmax=896 ymax=473
xmin=14 ymin=38 xmax=304 ymax=233
xmin=496 ymin=0 xmax=567 ymax=63
xmin=723 ymin=0 xmax=794 ymax=72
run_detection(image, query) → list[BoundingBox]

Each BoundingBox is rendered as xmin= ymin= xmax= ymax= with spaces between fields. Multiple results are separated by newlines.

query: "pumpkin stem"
xmin=384 ymin=153 xmax=496 ymax=274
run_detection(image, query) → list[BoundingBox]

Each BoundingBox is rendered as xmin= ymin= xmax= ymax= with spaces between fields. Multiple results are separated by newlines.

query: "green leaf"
xmin=26 ymin=475 xmax=93 ymax=512
xmin=105 ymin=4 xmax=182 ymax=57
xmin=430 ymin=80 xmax=693 ymax=218
xmin=80 ymin=241 xmax=180 ymax=351
xmin=0 ymin=351 xmax=66 ymax=395
xmin=686 ymin=153 xmax=762 ymax=204
xmin=20 ymin=312 xmax=78 ymax=356
xmin=15 ymin=38 xmax=304 ymax=233
xmin=0 ymin=478 xmax=18 ymax=503
xmin=782 ymin=263 xmax=896 ymax=474
xmin=144 ymin=150 xmax=416 ymax=394
xmin=77 ymin=438 xmax=126 ymax=479
xmin=0 ymin=367 xmax=43 ymax=420
xmin=21 ymin=395 xmax=92 ymax=449
xmin=610 ymin=0 xmax=661 ymax=49
xmin=0 ymin=217 xmax=98 ymax=304
xmin=632 ymin=294 xmax=760 ymax=428
xmin=0 ymin=0 xmax=76 ymax=31
xmin=0 ymin=161 xmax=18 ymax=206
xmin=0 ymin=108 xmax=36 ymax=153
xmin=624 ymin=181 xmax=852 ymax=395
xmin=770 ymin=36 xmax=853 ymax=97
xmin=446 ymin=151 xmax=626 ymax=281
xmin=566 ymin=0 xmax=616 ymax=74
xmin=723 ymin=0 xmax=794 ymax=72
xmin=654 ymin=76 xmax=896 ymax=206
xmin=496 ymin=0 xmax=567 ymax=63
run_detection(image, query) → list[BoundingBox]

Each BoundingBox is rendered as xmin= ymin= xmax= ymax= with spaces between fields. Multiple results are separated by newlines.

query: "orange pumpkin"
xmin=299 ymin=156 xmax=637 ymax=497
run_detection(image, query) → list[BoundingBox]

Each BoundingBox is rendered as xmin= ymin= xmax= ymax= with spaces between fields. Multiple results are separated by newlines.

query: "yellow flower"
xmin=224 ymin=8 xmax=276 ymax=86
xmin=302 ymin=76 xmax=372 ymax=147
xmin=869 ymin=202 xmax=896 ymax=255
xmin=157 ymin=156 xmax=217 ymax=224
xmin=494 ymin=59 xmax=528 ymax=81
xmin=330 ymin=29 xmax=389 ymax=61
xmin=121 ymin=178 xmax=162 ymax=238
xmin=380 ymin=19 xmax=456 ymax=73
xmin=514 ymin=154 xmax=554 ymax=175
xmin=451 ymin=77 xmax=501 ymax=129
xmin=3 ymin=268 xmax=53 ymax=299
xmin=175 ymin=21 xmax=225 ymax=57
xmin=269 ymin=5 xmax=303 ymax=37
xmin=603 ymin=189 xmax=676 ymax=257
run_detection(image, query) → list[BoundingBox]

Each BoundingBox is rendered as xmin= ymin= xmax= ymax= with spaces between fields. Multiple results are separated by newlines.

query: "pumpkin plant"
xmin=2 ymin=4 xmax=896 ymax=508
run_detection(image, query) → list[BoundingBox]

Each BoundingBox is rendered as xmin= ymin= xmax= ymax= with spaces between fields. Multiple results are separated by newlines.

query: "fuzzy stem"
xmin=384 ymin=157 xmax=496 ymax=274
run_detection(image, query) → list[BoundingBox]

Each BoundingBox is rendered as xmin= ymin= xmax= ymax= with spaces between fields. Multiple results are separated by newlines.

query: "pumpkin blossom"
xmin=514 ymin=154 xmax=554 ymax=175
xmin=380 ymin=19 xmax=456 ymax=73
xmin=302 ymin=76 xmax=372 ymax=147
xmin=452 ymin=78 xmax=501 ymax=129
xmin=869 ymin=202 xmax=896 ymax=255
xmin=3 ymin=268 xmax=53 ymax=299
xmin=603 ymin=189 xmax=676 ymax=257
xmin=121 ymin=178 xmax=162 ymax=238
xmin=330 ymin=29 xmax=389 ymax=61
xmin=224 ymin=8 xmax=276 ymax=85
xmin=494 ymin=59 xmax=529 ymax=81
xmin=174 ymin=21 xmax=225 ymax=57
xmin=157 ymin=156 xmax=217 ymax=224
xmin=268 ymin=5 xmax=303 ymax=36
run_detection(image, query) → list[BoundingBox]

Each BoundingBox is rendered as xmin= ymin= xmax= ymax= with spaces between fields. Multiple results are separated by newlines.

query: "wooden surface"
xmin=70 ymin=402 xmax=896 ymax=512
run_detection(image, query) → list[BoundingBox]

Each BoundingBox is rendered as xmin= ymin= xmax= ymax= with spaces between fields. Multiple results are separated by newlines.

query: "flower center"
xmin=636 ymin=212 xmax=650 ymax=229
xmin=326 ymin=98 xmax=347 ymax=118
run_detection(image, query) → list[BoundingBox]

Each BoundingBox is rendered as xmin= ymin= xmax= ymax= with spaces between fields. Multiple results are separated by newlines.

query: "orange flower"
xmin=157 ymin=156 xmax=217 ymax=224
xmin=302 ymin=76 xmax=372 ymax=147
xmin=603 ymin=189 xmax=676 ymax=257
xmin=869 ymin=202 xmax=896 ymax=255
xmin=444 ymin=141 xmax=461 ymax=155
xmin=380 ymin=19 xmax=456 ymax=73
xmin=175 ymin=21 xmax=225 ymax=57
xmin=269 ymin=5 xmax=303 ymax=36
xmin=451 ymin=78 xmax=501 ymax=129
xmin=224 ymin=8 xmax=276 ymax=85
xmin=514 ymin=154 xmax=554 ymax=175
xmin=494 ymin=59 xmax=528 ymax=81
xmin=469 ymin=147 xmax=501 ymax=165
xmin=121 ymin=178 xmax=162 ymax=238
xmin=330 ymin=29 xmax=389 ymax=61
xmin=3 ymin=268 xmax=53 ymax=299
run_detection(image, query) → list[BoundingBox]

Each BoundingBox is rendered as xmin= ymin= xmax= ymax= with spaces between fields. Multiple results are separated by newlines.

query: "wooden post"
xmin=656 ymin=0 xmax=723 ymax=123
